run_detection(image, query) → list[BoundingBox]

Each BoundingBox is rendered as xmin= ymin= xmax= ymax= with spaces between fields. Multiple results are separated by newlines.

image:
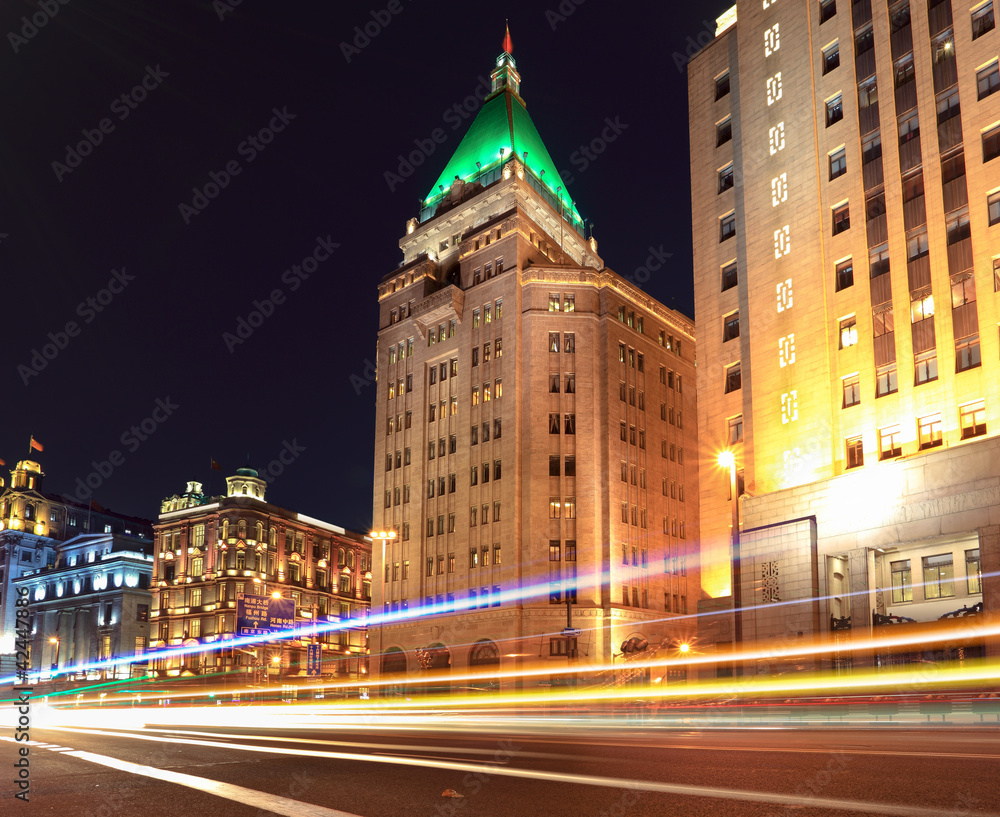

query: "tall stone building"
xmin=689 ymin=1 xmax=999 ymax=671
xmin=151 ymin=470 xmax=371 ymax=679
xmin=372 ymin=35 xmax=699 ymax=689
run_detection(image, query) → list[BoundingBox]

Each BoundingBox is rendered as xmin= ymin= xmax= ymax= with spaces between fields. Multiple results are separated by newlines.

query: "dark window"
xmin=984 ymin=124 xmax=1000 ymax=162
xmin=833 ymin=203 xmax=851 ymax=234
xmin=843 ymin=374 xmax=861 ymax=407
xmin=721 ymin=261 xmax=738 ymax=291
xmin=715 ymin=71 xmax=731 ymax=100
xmin=836 ymin=259 xmax=854 ymax=291
xmin=723 ymin=312 xmax=740 ymax=342
xmin=823 ymin=41 xmax=840 ymax=74
xmin=826 ymin=94 xmax=844 ymax=126
xmin=720 ymin=212 xmax=736 ymax=242
xmin=716 ymin=116 xmax=732 ymax=146
xmin=718 ymin=164 xmax=734 ymax=194
xmin=876 ymin=363 xmax=898 ymax=397
xmin=820 ymin=0 xmax=837 ymax=23
xmin=725 ymin=362 xmax=742 ymax=393
xmin=977 ymin=60 xmax=999 ymax=100
xmin=973 ymin=2 xmax=995 ymax=39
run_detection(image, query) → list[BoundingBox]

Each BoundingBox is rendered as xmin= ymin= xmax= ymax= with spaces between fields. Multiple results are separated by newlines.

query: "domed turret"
xmin=226 ymin=468 xmax=266 ymax=501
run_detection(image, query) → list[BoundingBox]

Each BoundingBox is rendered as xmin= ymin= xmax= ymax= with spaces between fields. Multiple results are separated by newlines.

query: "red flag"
xmin=503 ymin=24 xmax=513 ymax=55
xmin=29 ymin=436 xmax=44 ymax=452
xmin=211 ymin=458 xmax=222 ymax=471
xmin=90 ymin=499 xmax=106 ymax=513
xmin=0 ymin=457 xmax=6 ymax=466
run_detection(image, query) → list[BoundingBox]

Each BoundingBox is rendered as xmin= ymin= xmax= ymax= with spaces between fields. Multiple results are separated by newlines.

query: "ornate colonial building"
xmin=13 ymin=532 xmax=153 ymax=680
xmin=151 ymin=470 xmax=371 ymax=679
xmin=689 ymin=1 xmax=999 ymax=671
xmin=371 ymin=35 xmax=700 ymax=690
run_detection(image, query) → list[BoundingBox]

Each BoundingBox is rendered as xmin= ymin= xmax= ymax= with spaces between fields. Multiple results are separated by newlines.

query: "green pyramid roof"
xmin=422 ymin=86 xmax=583 ymax=230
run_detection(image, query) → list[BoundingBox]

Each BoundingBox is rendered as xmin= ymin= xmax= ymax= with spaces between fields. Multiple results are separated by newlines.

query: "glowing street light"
xmin=718 ymin=449 xmax=743 ymax=676
xmin=49 ymin=636 xmax=60 ymax=674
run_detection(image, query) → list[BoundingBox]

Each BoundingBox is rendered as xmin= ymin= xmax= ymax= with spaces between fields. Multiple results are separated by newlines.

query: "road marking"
xmin=60 ymin=749 xmax=365 ymax=817
xmin=44 ymin=727 xmax=1000 ymax=817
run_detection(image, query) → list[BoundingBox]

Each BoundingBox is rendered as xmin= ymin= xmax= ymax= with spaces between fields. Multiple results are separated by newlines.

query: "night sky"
xmin=1 ymin=0 xmax=726 ymax=534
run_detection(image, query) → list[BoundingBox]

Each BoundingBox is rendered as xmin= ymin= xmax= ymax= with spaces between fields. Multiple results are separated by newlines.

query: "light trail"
xmin=21 ymin=727 xmax=1000 ymax=817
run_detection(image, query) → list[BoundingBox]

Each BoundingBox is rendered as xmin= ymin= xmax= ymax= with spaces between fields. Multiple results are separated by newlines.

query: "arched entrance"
xmin=468 ymin=638 xmax=500 ymax=693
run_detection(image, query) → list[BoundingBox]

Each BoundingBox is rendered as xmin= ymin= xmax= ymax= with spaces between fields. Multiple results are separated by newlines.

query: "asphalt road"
xmin=4 ymin=712 xmax=1000 ymax=817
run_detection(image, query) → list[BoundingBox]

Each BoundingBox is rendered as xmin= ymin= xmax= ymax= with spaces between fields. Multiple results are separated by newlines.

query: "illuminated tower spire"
xmin=491 ymin=23 xmax=520 ymax=96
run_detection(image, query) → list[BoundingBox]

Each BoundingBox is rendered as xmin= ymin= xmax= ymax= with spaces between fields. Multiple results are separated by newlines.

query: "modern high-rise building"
xmin=690 ymin=1 xmax=999 ymax=670
xmin=150 ymin=470 xmax=371 ymax=679
xmin=372 ymin=35 xmax=699 ymax=689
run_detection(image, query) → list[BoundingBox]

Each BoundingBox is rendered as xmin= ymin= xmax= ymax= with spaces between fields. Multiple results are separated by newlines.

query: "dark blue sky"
xmin=1 ymin=0 xmax=727 ymax=532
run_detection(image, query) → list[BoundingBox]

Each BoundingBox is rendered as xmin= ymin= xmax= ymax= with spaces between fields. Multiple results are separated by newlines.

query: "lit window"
xmin=918 ymin=414 xmax=943 ymax=450
xmin=956 ymin=334 xmax=981 ymax=372
xmin=879 ymin=425 xmax=902 ymax=459
xmin=890 ymin=559 xmax=912 ymax=603
xmin=914 ymin=350 xmax=938 ymax=385
xmin=960 ymin=400 xmax=986 ymax=439
xmin=966 ymin=548 xmax=982 ymax=593
xmin=839 ymin=316 xmax=858 ymax=348
xmin=910 ymin=293 xmax=934 ymax=323
xmin=846 ymin=436 xmax=864 ymax=468
xmin=829 ymin=146 xmax=846 ymax=180
xmin=922 ymin=554 xmax=955 ymax=599
xmin=549 ymin=293 xmax=561 ymax=312
xmin=549 ymin=332 xmax=560 ymax=353
xmin=842 ymin=374 xmax=860 ymax=407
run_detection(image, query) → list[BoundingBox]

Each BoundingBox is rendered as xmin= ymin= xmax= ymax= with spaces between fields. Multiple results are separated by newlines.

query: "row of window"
xmin=471 ymin=298 xmax=504 ymax=328
xmin=548 ymin=292 xmax=576 ymax=312
xmin=470 ymin=379 xmax=503 ymax=404
xmin=549 ymin=413 xmax=577 ymax=434
xmin=471 ymin=339 xmax=503 ymax=366
xmin=619 ymin=502 xmax=649 ymax=528
xmin=549 ymin=497 xmax=577 ymax=518
xmin=549 ymin=332 xmax=576 ymax=353
xmin=845 ymin=400 xmax=987 ymax=468
xmin=471 ymin=419 xmax=503 ymax=444
xmin=828 ymin=191 xmax=998 ymax=238
xmin=549 ymin=455 xmax=577 ymax=476
xmin=617 ymin=343 xmax=644 ymax=370
xmin=472 ymin=257 xmax=505 ymax=286
xmin=548 ymin=373 xmax=577 ymax=393
xmin=890 ymin=548 xmax=981 ymax=603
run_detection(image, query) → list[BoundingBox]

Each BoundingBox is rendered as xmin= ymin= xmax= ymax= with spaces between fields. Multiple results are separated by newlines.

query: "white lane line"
xmin=60 ymin=749 xmax=365 ymax=817
xmin=45 ymin=726 xmax=1000 ymax=817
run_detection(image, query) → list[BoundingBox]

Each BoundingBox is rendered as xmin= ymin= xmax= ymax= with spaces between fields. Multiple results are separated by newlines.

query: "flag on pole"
xmin=211 ymin=458 xmax=222 ymax=471
xmin=29 ymin=436 xmax=44 ymax=453
xmin=0 ymin=457 xmax=6 ymax=467
xmin=90 ymin=499 xmax=106 ymax=514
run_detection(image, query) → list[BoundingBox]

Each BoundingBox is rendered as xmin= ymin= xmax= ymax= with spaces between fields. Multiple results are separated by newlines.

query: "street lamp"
xmin=369 ymin=530 xmax=396 ymax=683
xmin=49 ymin=637 xmax=60 ymax=675
xmin=718 ymin=450 xmax=743 ymax=677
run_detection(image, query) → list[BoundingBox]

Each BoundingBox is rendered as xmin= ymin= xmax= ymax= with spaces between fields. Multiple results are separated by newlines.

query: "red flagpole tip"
xmin=503 ymin=24 xmax=513 ymax=55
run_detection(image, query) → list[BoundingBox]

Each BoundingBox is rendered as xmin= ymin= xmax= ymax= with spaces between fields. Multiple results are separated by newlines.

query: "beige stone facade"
xmin=372 ymin=55 xmax=699 ymax=690
xmin=690 ymin=1 xmax=1000 ymax=666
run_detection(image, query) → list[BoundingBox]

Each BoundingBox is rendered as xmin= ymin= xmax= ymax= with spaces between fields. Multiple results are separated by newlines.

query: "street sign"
xmin=237 ymin=593 xmax=296 ymax=636
xmin=562 ymin=628 xmax=582 ymax=638
xmin=306 ymin=643 xmax=322 ymax=677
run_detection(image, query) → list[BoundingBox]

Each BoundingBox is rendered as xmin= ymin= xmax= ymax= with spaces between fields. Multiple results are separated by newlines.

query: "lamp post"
xmin=49 ymin=636 xmax=60 ymax=675
xmin=718 ymin=450 xmax=743 ymax=678
xmin=369 ymin=530 xmax=396 ymax=687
